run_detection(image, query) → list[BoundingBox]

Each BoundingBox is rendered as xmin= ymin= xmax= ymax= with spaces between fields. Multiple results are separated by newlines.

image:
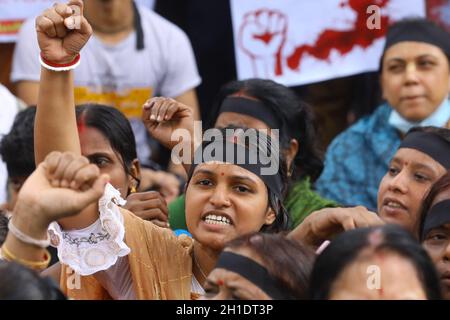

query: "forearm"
xmin=35 ymin=68 xmax=81 ymax=165
xmin=288 ymin=219 xmax=314 ymax=246
xmin=1 ymin=206 xmax=50 ymax=270
xmin=288 ymin=214 xmax=323 ymax=248
xmin=171 ymin=126 xmax=198 ymax=177
xmin=179 ymin=139 xmax=196 ymax=177
xmin=175 ymin=89 xmax=200 ymax=121
xmin=35 ymin=68 xmax=98 ymax=230
xmin=1 ymin=233 xmax=47 ymax=267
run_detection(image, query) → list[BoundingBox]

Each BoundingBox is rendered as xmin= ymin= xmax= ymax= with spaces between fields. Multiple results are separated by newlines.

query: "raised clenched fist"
xmin=14 ymin=151 xmax=109 ymax=229
xmin=36 ymin=0 xmax=92 ymax=64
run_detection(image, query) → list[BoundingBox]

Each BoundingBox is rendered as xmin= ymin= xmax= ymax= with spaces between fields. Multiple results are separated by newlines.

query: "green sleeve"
xmin=285 ymin=179 xmax=339 ymax=228
xmin=168 ymin=194 xmax=188 ymax=230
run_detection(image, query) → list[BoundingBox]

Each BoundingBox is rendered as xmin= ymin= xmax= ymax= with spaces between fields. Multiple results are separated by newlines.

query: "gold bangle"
xmin=0 ymin=245 xmax=51 ymax=270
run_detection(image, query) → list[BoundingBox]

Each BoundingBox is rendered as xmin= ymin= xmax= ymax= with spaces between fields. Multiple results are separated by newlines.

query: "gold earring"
xmin=130 ymin=185 xmax=137 ymax=193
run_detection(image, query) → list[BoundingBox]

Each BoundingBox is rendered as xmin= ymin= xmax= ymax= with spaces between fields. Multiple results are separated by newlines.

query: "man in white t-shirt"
xmin=11 ymin=0 xmax=201 ymax=170
xmin=0 ymin=84 xmax=23 ymax=204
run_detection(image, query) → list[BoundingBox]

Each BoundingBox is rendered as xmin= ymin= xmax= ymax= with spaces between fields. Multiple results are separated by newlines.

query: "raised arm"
xmin=34 ymin=0 xmax=92 ymax=164
xmin=33 ymin=1 xmax=97 ymax=230
xmin=288 ymin=206 xmax=385 ymax=248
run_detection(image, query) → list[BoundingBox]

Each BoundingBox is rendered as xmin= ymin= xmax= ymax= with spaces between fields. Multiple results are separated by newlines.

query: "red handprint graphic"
xmin=238 ymin=9 xmax=288 ymax=78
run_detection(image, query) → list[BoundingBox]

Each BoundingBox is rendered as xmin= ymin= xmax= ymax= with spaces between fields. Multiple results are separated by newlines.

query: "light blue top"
xmin=388 ymin=97 xmax=450 ymax=133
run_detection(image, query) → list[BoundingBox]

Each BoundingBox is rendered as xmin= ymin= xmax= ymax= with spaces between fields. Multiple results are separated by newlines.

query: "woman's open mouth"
xmin=381 ymin=198 xmax=408 ymax=216
xmin=202 ymin=212 xmax=233 ymax=226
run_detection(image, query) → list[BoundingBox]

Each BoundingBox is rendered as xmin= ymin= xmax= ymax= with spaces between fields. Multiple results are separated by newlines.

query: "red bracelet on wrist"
xmin=39 ymin=52 xmax=81 ymax=71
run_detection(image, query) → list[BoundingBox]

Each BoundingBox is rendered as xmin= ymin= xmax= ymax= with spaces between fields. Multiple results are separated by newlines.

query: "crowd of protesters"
xmin=0 ymin=0 xmax=449 ymax=300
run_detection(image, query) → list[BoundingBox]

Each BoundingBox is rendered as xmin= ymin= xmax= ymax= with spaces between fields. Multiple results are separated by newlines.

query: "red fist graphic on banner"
xmin=238 ymin=9 xmax=288 ymax=77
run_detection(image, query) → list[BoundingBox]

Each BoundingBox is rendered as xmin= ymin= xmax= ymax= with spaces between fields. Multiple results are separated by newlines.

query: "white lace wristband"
xmin=8 ymin=219 xmax=50 ymax=248
xmin=39 ymin=53 xmax=81 ymax=72
xmin=48 ymin=183 xmax=130 ymax=276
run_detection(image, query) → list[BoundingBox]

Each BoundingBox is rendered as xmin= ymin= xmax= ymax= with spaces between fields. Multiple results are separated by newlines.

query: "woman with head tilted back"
xmin=0 ymin=1 xmax=291 ymax=299
xmin=316 ymin=18 xmax=450 ymax=211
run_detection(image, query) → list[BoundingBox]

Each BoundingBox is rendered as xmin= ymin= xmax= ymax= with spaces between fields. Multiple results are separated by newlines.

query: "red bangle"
xmin=40 ymin=53 xmax=80 ymax=68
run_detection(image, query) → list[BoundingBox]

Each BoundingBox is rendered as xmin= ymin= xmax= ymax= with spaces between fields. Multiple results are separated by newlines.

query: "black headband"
xmin=399 ymin=131 xmax=450 ymax=169
xmin=219 ymin=97 xmax=282 ymax=129
xmin=215 ymin=251 xmax=295 ymax=300
xmin=380 ymin=19 xmax=450 ymax=69
xmin=421 ymin=199 xmax=450 ymax=241
xmin=188 ymin=136 xmax=283 ymax=197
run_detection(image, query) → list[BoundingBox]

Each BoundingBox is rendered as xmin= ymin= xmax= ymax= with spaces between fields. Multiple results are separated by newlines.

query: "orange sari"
xmin=59 ymin=209 xmax=197 ymax=299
